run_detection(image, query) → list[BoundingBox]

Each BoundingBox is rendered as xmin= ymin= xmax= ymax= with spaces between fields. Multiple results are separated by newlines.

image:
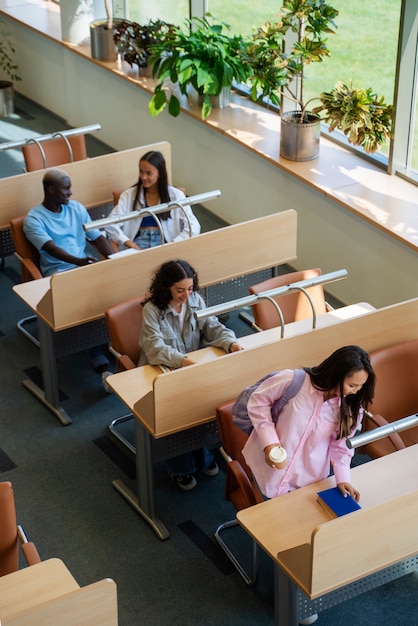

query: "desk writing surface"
xmin=13 ymin=277 xmax=50 ymax=321
xmin=0 ymin=558 xmax=79 ymax=620
xmin=237 ymin=445 xmax=418 ymax=562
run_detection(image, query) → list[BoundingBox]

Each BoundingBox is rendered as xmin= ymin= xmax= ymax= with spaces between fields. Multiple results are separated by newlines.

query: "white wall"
xmin=5 ymin=18 xmax=417 ymax=308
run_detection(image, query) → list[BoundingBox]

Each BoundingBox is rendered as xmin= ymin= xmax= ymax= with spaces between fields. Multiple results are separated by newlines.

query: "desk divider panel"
xmin=134 ymin=298 xmax=418 ymax=437
xmin=0 ymin=142 xmax=171 ymax=227
xmin=36 ymin=210 xmax=297 ymax=329
xmin=309 ymin=489 xmax=418 ymax=598
xmin=3 ymin=578 xmax=118 ymax=626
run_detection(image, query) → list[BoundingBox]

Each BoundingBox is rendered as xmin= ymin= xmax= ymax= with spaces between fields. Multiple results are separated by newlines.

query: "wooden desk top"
xmin=107 ymin=303 xmax=375 ymax=434
xmin=237 ymin=444 xmax=418 ymax=570
xmin=0 ymin=558 xmax=79 ymax=621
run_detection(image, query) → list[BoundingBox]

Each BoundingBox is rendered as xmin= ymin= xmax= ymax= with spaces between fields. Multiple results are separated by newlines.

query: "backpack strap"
xmin=271 ymin=369 xmax=306 ymax=423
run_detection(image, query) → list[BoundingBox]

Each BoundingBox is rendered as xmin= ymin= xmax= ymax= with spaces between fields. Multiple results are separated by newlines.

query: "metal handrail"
xmin=0 ymin=123 xmax=101 ymax=153
xmin=83 ymin=189 xmax=221 ymax=231
xmin=194 ymin=270 xmax=348 ymax=333
xmin=347 ymin=414 xmax=418 ymax=449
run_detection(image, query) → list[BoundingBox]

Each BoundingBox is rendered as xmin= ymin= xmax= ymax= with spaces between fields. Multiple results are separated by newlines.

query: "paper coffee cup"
xmin=269 ymin=446 xmax=287 ymax=469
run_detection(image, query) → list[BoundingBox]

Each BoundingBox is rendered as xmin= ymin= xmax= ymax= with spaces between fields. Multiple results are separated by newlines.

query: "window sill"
xmin=1 ymin=0 xmax=417 ymax=252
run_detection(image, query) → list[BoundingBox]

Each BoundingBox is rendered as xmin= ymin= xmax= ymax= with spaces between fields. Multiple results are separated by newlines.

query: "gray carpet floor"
xmin=1 ymin=93 xmax=417 ymax=626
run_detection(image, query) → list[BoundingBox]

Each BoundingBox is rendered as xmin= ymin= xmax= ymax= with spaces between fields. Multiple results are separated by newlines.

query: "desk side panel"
xmin=3 ymin=578 xmax=118 ymax=626
xmin=0 ymin=559 xmax=79 ymax=621
xmin=149 ymin=298 xmax=418 ymax=436
xmin=44 ymin=210 xmax=297 ymax=329
xmin=0 ymin=142 xmax=171 ymax=226
xmin=309 ymin=490 xmax=418 ymax=597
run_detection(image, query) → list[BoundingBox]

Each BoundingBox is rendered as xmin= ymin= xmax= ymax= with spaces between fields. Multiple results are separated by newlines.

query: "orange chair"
xmin=0 ymin=481 xmax=41 ymax=577
xmin=10 ymin=215 xmax=42 ymax=347
xmin=10 ymin=215 xmax=42 ymax=283
xmin=105 ymin=296 xmax=148 ymax=456
xmin=360 ymin=339 xmax=418 ymax=458
xmin=249 ymin=268 xmax=332 ymax=331
xmin=22 ymin=134 xmax=88 ymax=172
xmin=214 ymin=400 xmax=263 ymax=586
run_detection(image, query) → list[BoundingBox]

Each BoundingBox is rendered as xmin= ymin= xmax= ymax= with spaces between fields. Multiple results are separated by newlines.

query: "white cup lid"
xmin=269 ymin=446 xmax=287 ymax=464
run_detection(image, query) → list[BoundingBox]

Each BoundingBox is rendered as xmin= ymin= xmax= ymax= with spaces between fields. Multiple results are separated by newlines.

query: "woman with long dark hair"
xmin=242 ymin=345 xmax=375 ymax=501
xmin=105 ymin=151 xmax=200 ymax=250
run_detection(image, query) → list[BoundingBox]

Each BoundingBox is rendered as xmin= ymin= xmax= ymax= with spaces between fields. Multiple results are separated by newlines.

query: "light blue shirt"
xmin=23 ymin=200 xmax=103 ymax=277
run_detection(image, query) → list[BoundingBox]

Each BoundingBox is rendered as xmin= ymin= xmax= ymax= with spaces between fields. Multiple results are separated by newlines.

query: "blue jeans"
xmin=134 ymin=229 xmax=163 ymax=249
xmin=88 ymin=345 xmax=109 ymax=373
xmin=166 ymin=448 xmax=214 ymax=477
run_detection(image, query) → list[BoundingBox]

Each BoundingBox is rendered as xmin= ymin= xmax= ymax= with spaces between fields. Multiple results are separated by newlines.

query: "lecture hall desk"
xmin=107 ymin=302 xmax=375 ymax=540
xmin=237 ymin=445 xmax=418 ymax=625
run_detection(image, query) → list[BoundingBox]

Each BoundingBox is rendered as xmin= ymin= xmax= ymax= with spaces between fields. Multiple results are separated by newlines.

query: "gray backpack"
xmin=231 ymin=369 xmax=306 ymax=435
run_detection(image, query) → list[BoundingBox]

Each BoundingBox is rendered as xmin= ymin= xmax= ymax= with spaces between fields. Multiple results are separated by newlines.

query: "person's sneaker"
xmin=202 ymin=461 xmax=219 ymax=477
xmin=300 ymin=614 xmax=318 ymax=625
xmin=174 ymin=474 xmax=197 ymax=491
xmin=101 ymin=371 xmax=113 ymax=394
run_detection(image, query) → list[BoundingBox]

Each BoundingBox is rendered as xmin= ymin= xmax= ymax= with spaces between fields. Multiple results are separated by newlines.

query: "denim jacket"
xmin=138 ymin=292 xmax=237 ymax=368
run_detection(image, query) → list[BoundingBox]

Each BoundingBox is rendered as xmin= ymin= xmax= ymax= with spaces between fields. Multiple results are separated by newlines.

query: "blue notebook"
xmin=317 ymin=486 xmax=361 ymax=519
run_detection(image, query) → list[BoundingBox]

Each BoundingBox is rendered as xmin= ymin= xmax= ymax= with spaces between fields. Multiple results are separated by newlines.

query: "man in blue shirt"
xmin=24 ymin=168 xmax=115 ymax=389
xmin=24 ymin=168 xmax=113 ymax=276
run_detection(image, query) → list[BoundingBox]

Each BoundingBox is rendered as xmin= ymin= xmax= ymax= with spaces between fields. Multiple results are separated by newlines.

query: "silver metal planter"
xmin=0 ymin=81 xmax=14 ymax=117
xmin=280 ymin=111 xmax=321 ymax=161
xmin=90 ymin=20 xmax=119 ymax=62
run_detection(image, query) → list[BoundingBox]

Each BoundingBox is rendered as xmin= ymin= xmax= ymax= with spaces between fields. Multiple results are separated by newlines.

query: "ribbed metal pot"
xmin=280 ymin=111 xmax=321 ymax=161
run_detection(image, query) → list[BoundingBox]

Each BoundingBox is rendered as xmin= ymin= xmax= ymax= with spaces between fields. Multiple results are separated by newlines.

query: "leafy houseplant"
xmin=0 ymin=20 xmax=21 ymax=83
xmin=113 ymin=19 xmax=175 ymax=73
xmin=311 ymin=81 xmax=393 ymax=154
xmin=241 ymin=0 xmax=339 ymax=160
xmin=242 ymin=1 xmax=338 ymax=115
xmin=148 ymin=15 xmax=251 ymax=121
xmin=0 ymin=19 xmax=21 ymax=116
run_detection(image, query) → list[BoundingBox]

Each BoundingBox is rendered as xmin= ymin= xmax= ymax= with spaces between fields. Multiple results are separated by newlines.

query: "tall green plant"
xmin=0 ymin=20 xmax=21 ymax=83
xmin=241 ymin=0 xmax=339 ymax=112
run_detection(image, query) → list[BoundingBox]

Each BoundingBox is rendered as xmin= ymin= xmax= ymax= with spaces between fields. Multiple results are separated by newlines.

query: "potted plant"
xmin=113 ymin=19 xmax=176 ymax=77
xmin=241 ymin=0 xmax=339 ymax=161
xmin=148 ymin=15 xmax=251 ymax=121
xmin=90 ymin=0 xmax=123 ymax=62
xmin=0 ymin=19 xmax=21 ymax=117
xmin=311 ymin=80 xmax=393 ymax=154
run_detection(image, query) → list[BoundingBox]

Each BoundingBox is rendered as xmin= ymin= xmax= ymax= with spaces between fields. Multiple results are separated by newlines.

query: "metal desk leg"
xmin=275 ymin=563 xmax=299 ymax=626
xmin=22 ymin=318 xmax=72 ymax=426
xmin=112 ymin=417 xmax=170 ymax=541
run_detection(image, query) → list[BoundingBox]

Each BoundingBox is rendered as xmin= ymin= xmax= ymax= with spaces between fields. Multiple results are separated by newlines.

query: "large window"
xmin=123 ymin=0 xmax=418 ymax=182
xmin=125 ymin=1 xmax=189 ymax=26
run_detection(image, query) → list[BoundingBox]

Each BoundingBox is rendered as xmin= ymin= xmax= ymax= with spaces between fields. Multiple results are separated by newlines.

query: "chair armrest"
xmin=118 ymin=354 xmax=136 ymax=371
xmin=21 ymin=258 xmax=43 ymax=281
xmin=18 ymin=525 xmax=41 ymax=566
xmin=229 ymin=460 xmax=263 ymax=508
xmin=21 ymin=541 xmax=42 ymax=566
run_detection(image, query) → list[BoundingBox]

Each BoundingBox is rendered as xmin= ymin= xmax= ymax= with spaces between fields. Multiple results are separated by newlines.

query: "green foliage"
xmin=312 ymin=81 xmax=393 ymax=153
xmin=241 ymin=0 xmax=338 ymax=111
xmin=113 ymin=19 xmax=175 ymax=68
xmin=148 ymin=15 xmax=251 ymax=120
xmin=0 ymin=20 xmax=21 ymax=83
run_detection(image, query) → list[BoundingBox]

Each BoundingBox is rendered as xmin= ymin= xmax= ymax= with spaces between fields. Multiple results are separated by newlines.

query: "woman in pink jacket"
xmin=242 ymin=345 xmax=375 ymax=501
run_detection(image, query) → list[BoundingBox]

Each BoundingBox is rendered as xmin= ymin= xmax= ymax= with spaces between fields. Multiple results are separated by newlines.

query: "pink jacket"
xmin=242 ymin=369 xmax=363 ymax=499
